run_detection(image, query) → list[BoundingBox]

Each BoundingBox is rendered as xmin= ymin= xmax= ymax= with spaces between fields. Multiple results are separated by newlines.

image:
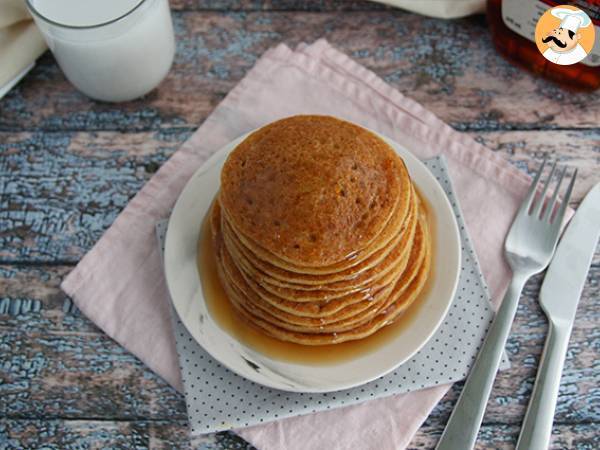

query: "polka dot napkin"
xmin=155 ymin=155 xmax=510 ymax=435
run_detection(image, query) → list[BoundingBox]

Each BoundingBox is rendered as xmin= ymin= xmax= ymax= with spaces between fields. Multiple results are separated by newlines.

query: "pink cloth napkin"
xmin=61 ymin=40 xmax=535 ymax=450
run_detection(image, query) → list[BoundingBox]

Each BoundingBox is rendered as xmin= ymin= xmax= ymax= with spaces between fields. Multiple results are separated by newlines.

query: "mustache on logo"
xmin=542 ymin=35 xmax=567 ymax=48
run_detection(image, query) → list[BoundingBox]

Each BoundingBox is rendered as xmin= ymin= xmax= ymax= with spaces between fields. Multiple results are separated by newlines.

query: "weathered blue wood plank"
xmin=412 ymin=423 xmax=600 ymax=449
xmin=0 ymin=419 xmax=597 ymax=449
xmin=0 ymin=420 xmax=256 ymax=450
xmin=0 ymin=265 xmax=98 ymax=333
xmin=1 ymin=12 xmax=598 ymax=133
xmin=1 ymin=263 xmax=598 ymax=425
xmin=1 ymin=130 xmax=597 ymax=262
xmin=170 ymin=0 xmax=391 ymax=11
xmin=0 ymin=131 xmax=186 ymax=262
xmin=2 ymin=322 xmax=585 ymax=423
xmin=0 ymin=327 xmax=186 ymax=420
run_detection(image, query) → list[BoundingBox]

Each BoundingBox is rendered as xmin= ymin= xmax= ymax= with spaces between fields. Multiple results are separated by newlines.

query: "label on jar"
xmin=502 ymin=0 xmax=600 ymax=66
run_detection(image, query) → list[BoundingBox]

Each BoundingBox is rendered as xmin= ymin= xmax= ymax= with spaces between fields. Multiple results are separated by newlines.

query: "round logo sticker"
xmin=535 ymin=5 xmax=595 ymax=66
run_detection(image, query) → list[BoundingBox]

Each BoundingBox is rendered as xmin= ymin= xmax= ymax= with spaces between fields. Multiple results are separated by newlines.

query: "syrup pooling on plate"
xmin=197 ymin=192 xmax=435 ymax=365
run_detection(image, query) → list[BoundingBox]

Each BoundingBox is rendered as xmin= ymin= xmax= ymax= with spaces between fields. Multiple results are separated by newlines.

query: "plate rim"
xmin=164 ymin=125 xmax=462 ymax=393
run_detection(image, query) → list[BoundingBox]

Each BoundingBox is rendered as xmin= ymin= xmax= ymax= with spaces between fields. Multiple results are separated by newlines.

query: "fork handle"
xmin=516 ymin=322 xmax=570 ymax=450
xmin=436 ymin=274 xmax=527 ymax=450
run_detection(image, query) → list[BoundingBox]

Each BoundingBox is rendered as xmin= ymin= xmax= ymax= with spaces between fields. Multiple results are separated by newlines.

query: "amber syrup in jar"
xmin=488 ymin=0 xmax=600 ymax=90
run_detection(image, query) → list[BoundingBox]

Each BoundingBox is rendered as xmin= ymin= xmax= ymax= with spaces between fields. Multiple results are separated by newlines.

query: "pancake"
xmin=209 ymin=115 xmax=434 ymax=346
xmin=221 ymin=187 xmax=418 ymax=286
xmin=220 ymin=115 xmax=412 ymax=268
xmin=220 ymin=214 xmax=432 ymax=345
xmin=212 ymin=199 xmax=399 ymax=312
xmin=219 ymin=214 xmax=428 ymax=333
xmin=220 ymin=178 xmax=411 ymax=275
xmin=241 ymin=251 xmax=406 ymax=303
xmin=222 ymin=199 xmax=417 ymax=292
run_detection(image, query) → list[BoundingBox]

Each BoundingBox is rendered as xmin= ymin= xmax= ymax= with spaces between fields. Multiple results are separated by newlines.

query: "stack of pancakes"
xmin=210 ymin=115 xmax=431 ymax=345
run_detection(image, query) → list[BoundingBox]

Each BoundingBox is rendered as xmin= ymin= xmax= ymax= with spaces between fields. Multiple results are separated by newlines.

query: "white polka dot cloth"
xmin=156 ymin=156 xmax=509 ymax=435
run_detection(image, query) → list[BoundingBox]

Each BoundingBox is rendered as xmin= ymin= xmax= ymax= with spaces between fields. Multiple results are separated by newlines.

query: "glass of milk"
xmin=26 ymin=0 xmax=175 ymax=102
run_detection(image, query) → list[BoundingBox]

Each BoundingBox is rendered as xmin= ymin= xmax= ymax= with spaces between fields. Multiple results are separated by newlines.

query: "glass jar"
xmin=487 ymin=0 xmax=600 ymax=90
xmin=27 ymin=0 xmax=175 ymax=102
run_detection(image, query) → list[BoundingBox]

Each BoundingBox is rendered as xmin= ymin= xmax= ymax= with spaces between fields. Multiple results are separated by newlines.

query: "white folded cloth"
xmin=373 ymin=0 xmax=485 ymax=18
xmin=0 ymin=0 xmax=46 ymax=99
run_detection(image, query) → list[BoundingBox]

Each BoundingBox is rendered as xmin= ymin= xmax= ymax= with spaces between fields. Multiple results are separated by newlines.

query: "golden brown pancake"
xmin=220 ymin=180 xmax=412 ymax=275
xmin=219 ymin=214 xmax=427 ymax=333
xmin=219 ymin=216 xmax=431 ymax=344
xmin=212 ymin=197 xmax=416 ymax=303
xmin=212 ymin=199 xmax=401 ymax=310
xmin=222 ymin=202 xmax=417 ymax=292
xmin=221 ymin=188 xmax=418 ymax=285
xmin=219 ymin=115 xmax=412 ymax=268
xmin=210 ymin=115 xmax=433 ymax=346
xmin=241 ymin=254 xmax=406 ymax=303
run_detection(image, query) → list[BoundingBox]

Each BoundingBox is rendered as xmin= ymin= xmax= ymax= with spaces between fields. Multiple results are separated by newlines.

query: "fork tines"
xmin=523 ymin=158 xmax=577 ymax=226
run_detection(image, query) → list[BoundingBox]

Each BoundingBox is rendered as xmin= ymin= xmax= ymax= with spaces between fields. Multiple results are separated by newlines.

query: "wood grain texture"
xmin=412 ymin=423 xmax=600 ymax=450
xmin=0 ymin=420 xmax=255 ymax=450
xmin=1 ymin=262 xmax=598 ymax=445
xmin=1 ymin=3 xmax=598 ymax=449
xmin=1 ymin=420 xmax=597 ymax=449
xmin=170 ymin=0 xmax=390 ymax=11
xmin=1 ymin=12 xmax=599 ymax=133
xmin=2 ymin=130 xmax=598 ymax=263
xmin=0 ymin=131 xmax=187 ymax=262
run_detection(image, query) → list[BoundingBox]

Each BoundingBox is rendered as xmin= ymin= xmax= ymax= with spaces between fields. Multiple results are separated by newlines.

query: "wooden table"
xmin=1 ymin=1 xmax=598 ymax=448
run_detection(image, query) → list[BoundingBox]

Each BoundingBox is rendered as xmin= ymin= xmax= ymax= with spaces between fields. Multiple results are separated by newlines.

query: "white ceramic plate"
xmin=165 ymin=127 xmax=461 ymax=393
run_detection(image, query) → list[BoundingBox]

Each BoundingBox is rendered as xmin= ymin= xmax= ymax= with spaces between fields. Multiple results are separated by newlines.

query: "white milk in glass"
xmin=28 ymin=0 xmax=175 ymax=102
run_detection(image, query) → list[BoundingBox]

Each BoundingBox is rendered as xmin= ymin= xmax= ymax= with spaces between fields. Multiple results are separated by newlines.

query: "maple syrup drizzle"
xmin=197 ymin=193 xmax=435 ymax=366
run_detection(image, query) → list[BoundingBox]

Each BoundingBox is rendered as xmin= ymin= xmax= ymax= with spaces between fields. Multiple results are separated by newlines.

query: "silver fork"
xmin=435 ymin=159 xmax=577 ymax=450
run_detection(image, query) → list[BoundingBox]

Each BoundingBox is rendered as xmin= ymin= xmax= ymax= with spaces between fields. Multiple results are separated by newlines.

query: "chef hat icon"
xmin=551 ymin=7 xmax=592 ymax=33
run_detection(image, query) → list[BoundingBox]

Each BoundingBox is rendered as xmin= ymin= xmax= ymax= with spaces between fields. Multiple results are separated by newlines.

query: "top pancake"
xmin=220 ymin=115 xmax=411 ymax=267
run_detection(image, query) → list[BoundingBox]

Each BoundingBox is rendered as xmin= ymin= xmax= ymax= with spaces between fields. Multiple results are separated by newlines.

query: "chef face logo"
xmin=542 ymin=27 xmax=580 ymax=52
xmin=535 ymin=5 xmax=595 ymax=66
